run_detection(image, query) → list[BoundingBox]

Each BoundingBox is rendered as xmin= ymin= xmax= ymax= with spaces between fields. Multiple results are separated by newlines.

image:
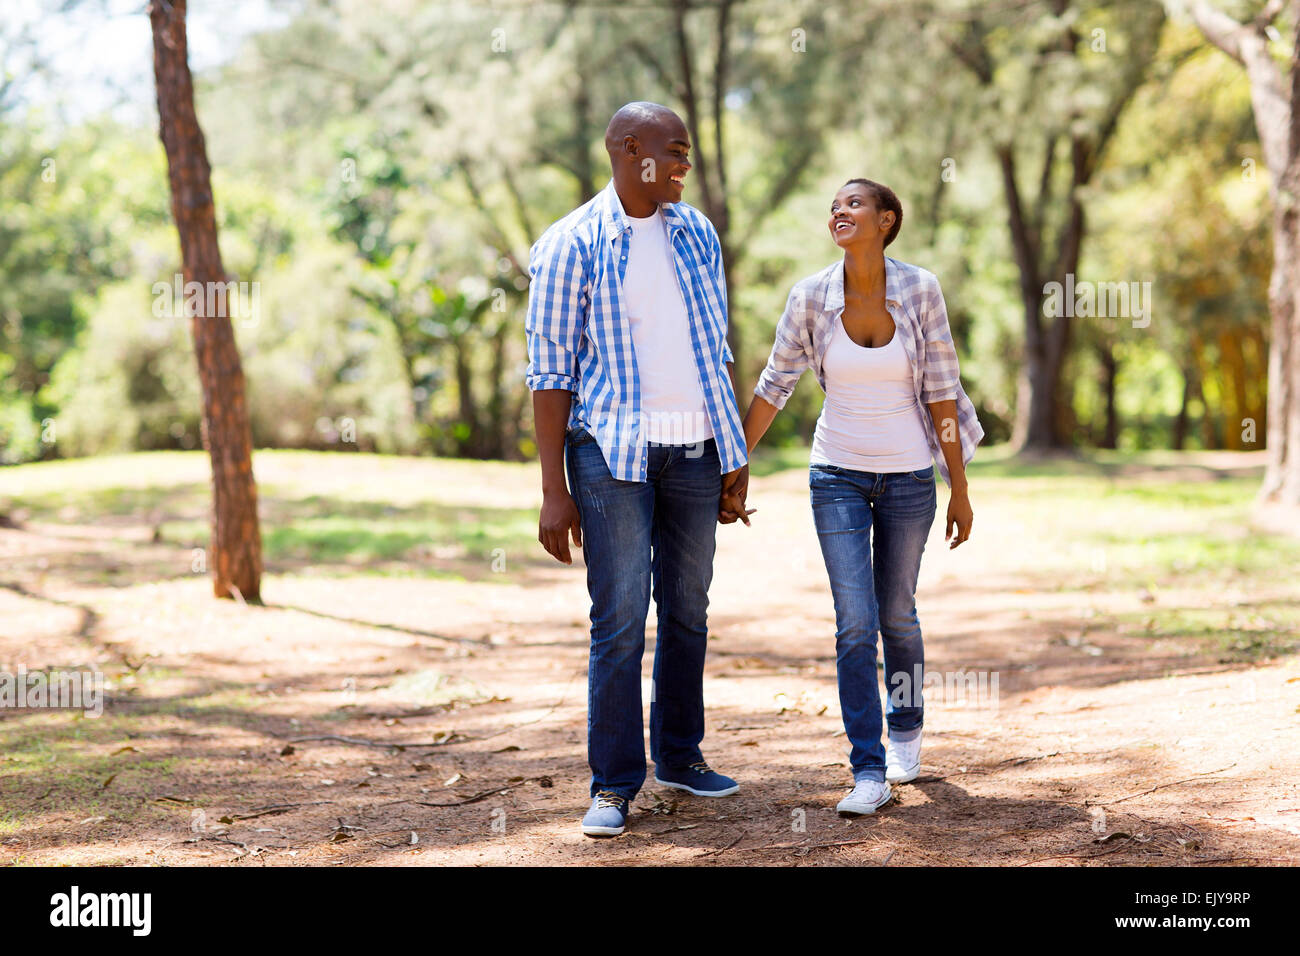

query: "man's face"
xmin=627 ymin=118 xmax=692 ymax=205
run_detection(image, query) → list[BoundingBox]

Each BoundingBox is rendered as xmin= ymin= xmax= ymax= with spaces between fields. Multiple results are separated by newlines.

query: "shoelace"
xmin=688 ymin=761 xmax=712 ymax=775
xmin=594 ymin=789 xmax=626 ymax=810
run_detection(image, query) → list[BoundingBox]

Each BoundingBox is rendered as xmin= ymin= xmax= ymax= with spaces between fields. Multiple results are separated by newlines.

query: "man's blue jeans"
xmin=809 ymin=463 xmax=937 ymax=782
xmin=565 ymin=427 xmax=721 ymax=800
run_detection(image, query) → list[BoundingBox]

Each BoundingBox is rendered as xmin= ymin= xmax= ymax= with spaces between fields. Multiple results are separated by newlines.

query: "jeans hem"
xmin=886 ymin=724 xmax=923 ymax=743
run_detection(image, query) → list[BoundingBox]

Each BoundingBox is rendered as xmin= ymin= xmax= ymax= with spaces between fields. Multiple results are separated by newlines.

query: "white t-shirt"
xmin=621 ymin=206 xmax=713 ymax=446
xmin=809 ymin=315 xmax=933 ymax=473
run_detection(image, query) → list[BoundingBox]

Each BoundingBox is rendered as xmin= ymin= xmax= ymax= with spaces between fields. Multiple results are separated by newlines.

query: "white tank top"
xmin=809 ymin=315 xmax=934 ymax=473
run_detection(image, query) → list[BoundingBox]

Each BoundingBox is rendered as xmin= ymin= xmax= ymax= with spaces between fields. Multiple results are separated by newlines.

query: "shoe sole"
xmin=582 ymin=824 xmax=625 ymax=837
xmin=837 ymin=789 xmax=893 ymax=817
xmin=653 ymin=776 xmax=739 ymax=797
xmin=885 ymin=762 xmax=920 ymax=784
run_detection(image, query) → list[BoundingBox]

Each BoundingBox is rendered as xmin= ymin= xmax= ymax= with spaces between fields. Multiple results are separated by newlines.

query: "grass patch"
xmin=1115 ymin=602 xmax=1300 ymax=662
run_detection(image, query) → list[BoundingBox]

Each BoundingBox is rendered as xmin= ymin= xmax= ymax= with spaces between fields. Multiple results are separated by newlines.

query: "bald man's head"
xmin=604 ymin=101 xmax=692 ymax=215
xmin=604 ymin=102 xmax=680 ymax=154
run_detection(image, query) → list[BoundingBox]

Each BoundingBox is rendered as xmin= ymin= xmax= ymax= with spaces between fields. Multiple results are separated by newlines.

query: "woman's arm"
xmin=742 ymin=395 xmax=781 ymax=454
xmin=719 ymin=287 xmax=812 ymax=524
xmin=718 ymin=395 xmax=780 ymax=522
xmin=918 ymin=276 xmax=973 ymax=549
xmin=926 ymin=399 xmax=972 ymax=549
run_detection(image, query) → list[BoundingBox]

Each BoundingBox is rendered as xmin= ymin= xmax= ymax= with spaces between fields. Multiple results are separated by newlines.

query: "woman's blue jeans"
xmin=809 ymin=463 xmax=937 ymax=782
xmin=565 ymin=427 xmax=721 ymax=801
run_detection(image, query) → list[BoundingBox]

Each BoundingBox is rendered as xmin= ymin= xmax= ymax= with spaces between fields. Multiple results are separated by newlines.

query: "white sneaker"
xmin=836 ymin=778 xmax=892 ymax=816
xmin=885 ymin=731 xmax=922 ymax=783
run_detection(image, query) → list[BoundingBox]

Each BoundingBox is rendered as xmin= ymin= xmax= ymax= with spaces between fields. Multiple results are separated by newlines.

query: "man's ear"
xmin=622 ymin=134 xmax=639 ymax=158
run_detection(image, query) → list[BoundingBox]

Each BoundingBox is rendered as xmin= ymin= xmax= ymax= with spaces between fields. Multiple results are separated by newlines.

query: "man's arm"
xmin=524 ymin=232 xmax=586 ymax=563
xmin=534 ymin=389 xmax=582 ymax=564
xmin=720 ymin=361 xmax=752 ymax=526
xmin=707 ymin=218 xmax=749 ymax=526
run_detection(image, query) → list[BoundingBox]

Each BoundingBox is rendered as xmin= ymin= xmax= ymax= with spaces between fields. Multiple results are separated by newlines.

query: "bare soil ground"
xmin=0 ymin=450 xmax=1297 ymax=866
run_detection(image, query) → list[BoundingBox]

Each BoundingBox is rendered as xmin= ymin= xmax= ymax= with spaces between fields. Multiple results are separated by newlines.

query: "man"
xmin=525 ymin=102 xmax=750 ymax=838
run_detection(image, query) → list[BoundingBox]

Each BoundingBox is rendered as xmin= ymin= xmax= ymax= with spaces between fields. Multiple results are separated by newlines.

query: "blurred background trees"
xmin=0 ymin=0 xmax=1290 ymax=483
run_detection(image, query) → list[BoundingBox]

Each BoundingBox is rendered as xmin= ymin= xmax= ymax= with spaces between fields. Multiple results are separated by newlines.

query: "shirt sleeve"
xmin=706 ymin=220 xmax=735 ymax=366
xmin=920 ymin=276 xmax=961 ymax=404
xmin=753 ymin=285 xmax=812 ymax=410
xmin=524 ymin=232 xmax=585 ymax=392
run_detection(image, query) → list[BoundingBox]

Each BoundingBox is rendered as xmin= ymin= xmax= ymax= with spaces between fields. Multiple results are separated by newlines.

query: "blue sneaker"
xmin=581 ymin=790 xmax=630 ymax=837
xmin=653 ymin=760 xmax=739 ymax=797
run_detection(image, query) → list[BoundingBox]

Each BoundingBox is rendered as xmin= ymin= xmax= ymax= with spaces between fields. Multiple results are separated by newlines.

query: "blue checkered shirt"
xmin=524 ymin=179 xmax=747 ymax=482
xmin=753 ymin=256 xmax=984 ymax=487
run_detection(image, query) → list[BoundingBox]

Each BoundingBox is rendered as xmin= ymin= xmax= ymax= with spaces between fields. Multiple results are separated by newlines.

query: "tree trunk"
xmin=1224 ymin=327 xmax=1253 ymax=449
xmin=1098 ymin=342 xmax=1119 ymax=449
xmin=487 ymin=318 xmax=510 ymax=459
xmin=1188 ymin=0 xmax=1300 ymax=505
xmin=150 ymin=0 xmax=262 ymax=602
xmin=453 ymin=336 xmax=479 ymax=458
xmin=1173 ymin=363 xmax=1193 ymax=451
xmin=1267 ymin=204 xmax=1300 ymax=499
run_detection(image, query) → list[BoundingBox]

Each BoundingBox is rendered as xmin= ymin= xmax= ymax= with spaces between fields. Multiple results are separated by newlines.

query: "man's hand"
xmin=539 ymin=489 xmax=582 ymax=564
xmin=719 ymin=464 xmax=752 ymax=526
xmin=945 ymin=488 xmax=973 ymax=549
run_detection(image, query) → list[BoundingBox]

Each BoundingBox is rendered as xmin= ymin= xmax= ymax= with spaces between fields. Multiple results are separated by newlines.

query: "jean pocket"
xmin=908 ymin=465 xmax=935 ymax=483
xmin=567 ymin=427 xmax=596 ymax=447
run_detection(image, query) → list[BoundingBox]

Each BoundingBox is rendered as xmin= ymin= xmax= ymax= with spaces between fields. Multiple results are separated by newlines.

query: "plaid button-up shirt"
xmin=753 ymin=256 xmax=984 ymax=487
xmin=524 ymin=179 xmax=747 ymax=482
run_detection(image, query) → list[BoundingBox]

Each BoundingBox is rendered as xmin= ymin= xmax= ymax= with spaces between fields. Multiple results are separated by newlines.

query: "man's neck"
xmin=612 ymin=177 xmax=658 ymax=219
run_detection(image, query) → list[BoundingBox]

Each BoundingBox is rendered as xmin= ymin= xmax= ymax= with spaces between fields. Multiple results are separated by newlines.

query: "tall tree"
xmin=149 ymin=0 xmax=263 ymax=601
xmin=937 ymin=0 xmax=1166 ymax=449
xmin=622 ymin=0 xmax=845 ymax=391
xmin=1186 ymin=0 xmax=1300 ymax=505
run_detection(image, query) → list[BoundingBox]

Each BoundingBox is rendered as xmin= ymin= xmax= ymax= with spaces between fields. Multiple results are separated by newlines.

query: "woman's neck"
xmin=843 ymin=245 xmax=886 ymax=298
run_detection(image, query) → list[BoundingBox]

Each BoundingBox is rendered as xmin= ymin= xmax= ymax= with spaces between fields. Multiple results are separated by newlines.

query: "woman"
xmin=727 ymin=178 xmax=983 ymax=815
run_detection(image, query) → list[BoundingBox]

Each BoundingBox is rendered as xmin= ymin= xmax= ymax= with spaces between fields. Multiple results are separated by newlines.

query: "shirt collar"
xmin=826 ymin=256 xmax=903 ymax=311
xmin=600 ymin=178 xmax=685 ymax=242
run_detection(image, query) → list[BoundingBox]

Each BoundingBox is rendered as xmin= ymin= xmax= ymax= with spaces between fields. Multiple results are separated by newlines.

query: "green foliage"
xmin=0 ymin=0 xmax=1278 ymax=465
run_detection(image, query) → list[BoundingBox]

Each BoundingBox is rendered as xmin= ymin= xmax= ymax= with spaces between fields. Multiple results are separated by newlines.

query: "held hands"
xmin=946 ymin=487 xmax=973 ymax=549
xmin=718 ymin=463 xmax=755 ymax=527
xmin=539 ymin=489 xmax=582 ymax=564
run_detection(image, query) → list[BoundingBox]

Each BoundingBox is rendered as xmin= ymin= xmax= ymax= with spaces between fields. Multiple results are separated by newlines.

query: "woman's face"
xmin=828 ymin=185 xmax=893 ymax=249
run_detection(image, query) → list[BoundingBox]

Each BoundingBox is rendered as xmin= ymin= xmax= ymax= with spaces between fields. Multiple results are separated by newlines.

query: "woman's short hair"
xmin=842 ymin=178 xmax=902 ymax=247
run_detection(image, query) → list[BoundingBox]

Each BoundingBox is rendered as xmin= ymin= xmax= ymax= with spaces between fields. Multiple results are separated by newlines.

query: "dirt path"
xmin=1 ymin=452 xmax=1297 ymax=866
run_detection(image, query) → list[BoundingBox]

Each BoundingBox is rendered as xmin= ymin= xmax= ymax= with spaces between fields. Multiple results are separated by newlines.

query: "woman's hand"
xmin=945 ymin=487 xmax=972 ymax=549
